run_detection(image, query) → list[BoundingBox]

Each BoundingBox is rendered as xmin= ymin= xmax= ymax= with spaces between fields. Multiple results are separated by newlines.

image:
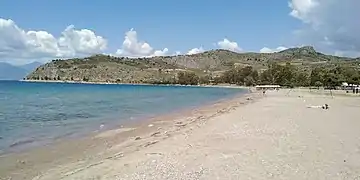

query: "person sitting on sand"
xmin=307 ymin=104 xmax=329 ymax=109
xmin=322 ymin=104 xmax=329 ymax=110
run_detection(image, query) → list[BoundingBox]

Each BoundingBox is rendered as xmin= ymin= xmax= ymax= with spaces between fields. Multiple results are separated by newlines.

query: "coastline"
xmin=20 ymin=79 xmax=246 ymax=89
xmin=0 ymin=89 xmax=258 ymax=179
xmin=3 ymin=88 xmax=360 ymax=179
xmin=0 ymin=82 xmax=248 ymax=155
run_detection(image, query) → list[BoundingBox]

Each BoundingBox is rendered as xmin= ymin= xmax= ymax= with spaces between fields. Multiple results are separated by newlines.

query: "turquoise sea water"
xmin=0 ymin=81 xmax=246 ymax=153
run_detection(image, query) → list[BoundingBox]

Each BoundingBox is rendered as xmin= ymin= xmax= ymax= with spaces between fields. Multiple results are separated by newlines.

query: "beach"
xmin=1 ymin=88 xmax=360 ymax=179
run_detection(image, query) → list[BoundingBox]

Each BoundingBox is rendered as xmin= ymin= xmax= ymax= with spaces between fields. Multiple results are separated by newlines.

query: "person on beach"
xmin=322 ymin=104 xmax=329 ymax=109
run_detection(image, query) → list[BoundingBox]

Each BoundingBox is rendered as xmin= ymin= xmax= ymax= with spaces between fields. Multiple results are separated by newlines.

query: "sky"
xmin=0 ymin=0 xmax=359 ymax=65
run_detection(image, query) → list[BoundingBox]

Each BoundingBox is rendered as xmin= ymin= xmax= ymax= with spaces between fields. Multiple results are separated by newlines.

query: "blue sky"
xmin=0 ymin=0 xmax=359 ymax=64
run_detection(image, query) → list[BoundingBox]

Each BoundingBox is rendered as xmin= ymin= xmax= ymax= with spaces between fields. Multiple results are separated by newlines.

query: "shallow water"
xmin=0 ymin=81 xmax=246 ymax=153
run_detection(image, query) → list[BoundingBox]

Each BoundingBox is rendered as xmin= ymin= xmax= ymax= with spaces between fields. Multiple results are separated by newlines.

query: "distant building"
xmin=341 ymin=82 xmax=359 ymax=90
xmin=255 ymin=85 xmax=281 ymax=90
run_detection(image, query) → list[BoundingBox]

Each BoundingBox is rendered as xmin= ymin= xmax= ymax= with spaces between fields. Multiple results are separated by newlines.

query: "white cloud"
xmin=115 ymin=28 xmax=170 ymax=57
xmin=217 ymin=38 xmax=242 ymax=52
xmin=260 ymin=46 xmax=288 ymax=53
xmin=58 ymin=25 xmax=107 ymax=56
xmin=153 ymin=48 xmax=169 ymax=56
xmin=259 ymin=47 xmax=273 ymax=53
xmin=0 ymin=18 xmax=107 ymax=63
xmin=289 ymin=0 xmax=360 ymax=56
xmin=289 ymin=0 xmax=319 ymax=24
xmin=187 ymin=47 xmax=204 ymax=55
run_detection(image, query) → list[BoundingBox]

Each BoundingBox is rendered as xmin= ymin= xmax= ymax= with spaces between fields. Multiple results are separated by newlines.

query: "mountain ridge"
xmin=0 ymin=62 xmax=43 ymax=80
xmin=25 ymin=46 xmax=359 ymax=83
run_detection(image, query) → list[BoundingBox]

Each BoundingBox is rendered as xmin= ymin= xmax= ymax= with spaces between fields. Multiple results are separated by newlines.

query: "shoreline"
xmin=0 ymin=84 xmax=249 ymax=155
xmin=19 ymin=79 xmax=246 ymax=89
xmin=3 ymin=88 xmax=359 ymax=179
xmin=0 ymin=89 xmax=249 ymax=157
xmin=0 ymin=89 xmax=258 ymax=179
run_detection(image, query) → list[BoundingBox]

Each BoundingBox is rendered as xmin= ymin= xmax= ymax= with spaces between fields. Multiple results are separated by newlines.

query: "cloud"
xmin=186 ymin=47 xmax=204 ymax=55
xmin=289 ymin=0 xmax=319 ymax=23
xmin=0 ymin=18 xmax=107 ymax=63
xmin=217 ymin=38 xmax=242 ymax=52
xmin=115 ymin=28 xmax=170 ymax=57
xmin=58 ymin=25 xmax=107 ymax=56
xmin=289 ymin=0 xmax=360 ymax=56
xmin=153 ymin=48 xmax=169 ymax=56
xmin=260 ymin=46 xmax=288 ymax=53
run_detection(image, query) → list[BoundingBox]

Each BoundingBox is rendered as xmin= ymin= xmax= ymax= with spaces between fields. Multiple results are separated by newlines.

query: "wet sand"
xmin=2 ymin=88 xmax=360 ymax=180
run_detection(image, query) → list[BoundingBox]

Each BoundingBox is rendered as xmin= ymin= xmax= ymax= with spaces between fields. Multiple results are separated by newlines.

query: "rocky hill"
xmin=26 ymin=46 xmax=359 ymax=83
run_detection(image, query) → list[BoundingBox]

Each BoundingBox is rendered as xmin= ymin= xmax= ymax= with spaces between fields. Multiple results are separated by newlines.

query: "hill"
xmin=0 ymin=62 xmax=43 ymax=80
xmin=25 ymin=46 xmax=360 ymax=84
xmin=19 ymin=62 xmax=43 ymax=72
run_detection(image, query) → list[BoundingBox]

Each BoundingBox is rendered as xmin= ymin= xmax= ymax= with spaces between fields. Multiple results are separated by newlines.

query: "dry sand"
xmin=1 ymin=88 xmax=360 ymax=180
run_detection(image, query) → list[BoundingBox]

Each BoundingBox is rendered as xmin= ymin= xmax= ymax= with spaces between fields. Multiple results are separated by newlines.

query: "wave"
xmin=9 ymin=139 xmax=35 ymax=148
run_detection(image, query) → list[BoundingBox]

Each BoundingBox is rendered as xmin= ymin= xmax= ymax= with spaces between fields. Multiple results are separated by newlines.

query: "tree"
xmin=335 ymin=66 xmax=360 ymax=84
xmin=222 ymin=68 xmax=237 ymax=84
xmin=310 ymin=67 xmax=324 ymax=86
xmin=213 ymin=76 xmax=222 ymax=85
xmin=263 ymin=62 xmax=295 ymax=86
xmin=259 ymin=69 xmax=273 ymax=84
xmin=349 ymin=74 xmax=360 ymax=84
xmin=83 ymin=77 xmax=89 ymax=82
xmin=221 ymin=66 xmax=257 ymax=85
xmin=199 ymin=75 xmax=211 ymax=84
xmin=244 ymin=76 xmax=255 ymax=86
xmin=250 ymin=70 xmax=259 ymax=84
xmin=177 ymin=72 xmax=199 ymax=85
xmin=240 ymin=66 xmax=253 ymax=78
xmin=294 ymin=71 xmax=309 ymax=87
xmin=217 ymin=62 xmax=360 ymax=88
xmin=279 ymin=63 xmax=295 ymax=85
xmin=268 ymin=63 xmax=281 ymax=84
xmin=236 ymin=66 xmax=254 ymax=85
xmin=322 ymin=72 xmax=339 ymax=88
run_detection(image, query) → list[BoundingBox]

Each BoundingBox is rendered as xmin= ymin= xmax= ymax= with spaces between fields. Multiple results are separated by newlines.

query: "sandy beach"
xmin=1 ymin=88 xmax=360 ymax=180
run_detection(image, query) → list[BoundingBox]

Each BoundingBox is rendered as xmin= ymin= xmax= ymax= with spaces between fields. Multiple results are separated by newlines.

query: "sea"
xmin=0 ymin=81 xmax=246 ymax=154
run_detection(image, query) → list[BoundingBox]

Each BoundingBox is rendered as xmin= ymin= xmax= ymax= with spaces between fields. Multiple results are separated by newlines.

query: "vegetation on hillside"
xmin=26 ymin=46 xmax=360 ymax=87
xmin=211 ymin=63 xmax=360 ymax=88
